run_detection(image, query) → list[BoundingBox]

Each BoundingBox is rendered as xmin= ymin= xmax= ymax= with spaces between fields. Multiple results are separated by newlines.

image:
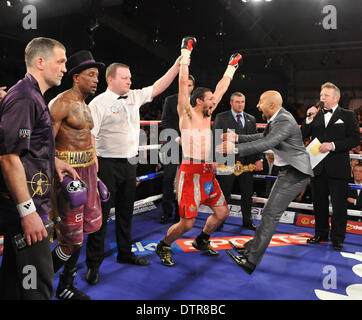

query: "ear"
xmin=72 ymin=74 xmax=79 ymax=83
xmin=196 ymin=97 xmax=203 ymax=105
xmin=34 ymin=56 xmax=45 ymax=71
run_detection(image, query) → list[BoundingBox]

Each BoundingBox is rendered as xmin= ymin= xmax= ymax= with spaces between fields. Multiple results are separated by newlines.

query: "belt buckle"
xmin=234 ymin=161 xmax=243 ymax=176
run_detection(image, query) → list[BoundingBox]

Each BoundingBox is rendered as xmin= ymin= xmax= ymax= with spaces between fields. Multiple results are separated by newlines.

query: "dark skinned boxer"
xmin=49 ymin=51 xmax=104 ymax=300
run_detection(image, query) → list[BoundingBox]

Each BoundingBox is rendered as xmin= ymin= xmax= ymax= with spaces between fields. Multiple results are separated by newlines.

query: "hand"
xmin=319 ymin=142 xmax=334 ymax=153
xmin=347 ymin=197 xmax=356 ymax=205
xmin=254 ymin=160 xmax=263 ymax=171
xmin=54 ymin=157 xmax=80 ymax=182
xmin=0 ymin=86 xmax=6 ymax=100
xmin=221 ymin=129 xmax=238 ymax=142
xmin=216 ymin=141 xmax=235 ymax=154
xmin=306 ymin=106 xmax=318 ymax=120
xmin=21 ymin=212 xmax=48 ymax=246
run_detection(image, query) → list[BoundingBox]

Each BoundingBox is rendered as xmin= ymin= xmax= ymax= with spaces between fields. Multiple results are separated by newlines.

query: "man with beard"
xmin=48 ymin=50 xmax=104 ymax=299
xmin=156 ymin=37 xmax=241 ymax=267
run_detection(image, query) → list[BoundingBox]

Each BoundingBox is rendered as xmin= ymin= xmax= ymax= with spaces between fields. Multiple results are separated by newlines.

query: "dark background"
xmin=1 ymin=0 xmax=362 ymax=122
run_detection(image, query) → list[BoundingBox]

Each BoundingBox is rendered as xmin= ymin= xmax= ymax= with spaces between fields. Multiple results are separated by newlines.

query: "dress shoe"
xmin=226 ymin=250 xmax=255 ymax=274
xmin=85 ymin=268 xmax=99 ymax=285
xmin=117 ymin=254 xmax=150 ymax=266
xmin=332 ymin=241 xmax=343 ymax=251
xmin=306 ymin=235 xmax=328 ymax=244
xmin=229 ymin=241 xmax=249 ymax=256
xmin=243 ymin=222 xmax=257 ymax=231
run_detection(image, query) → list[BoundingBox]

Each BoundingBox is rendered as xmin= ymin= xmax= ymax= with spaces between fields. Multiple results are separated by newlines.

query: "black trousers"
xmin=216 ymin=171 xmax=254 ymax=223
xmin=311 ymin=169 xmax=348 ymax=242
xmin=161 ymin=162 xmax=178 ymax=214
xmin=0 ymin=215 xmax=53 ymax=300
xmin=86 ymin=157 xmax=137 ymax=269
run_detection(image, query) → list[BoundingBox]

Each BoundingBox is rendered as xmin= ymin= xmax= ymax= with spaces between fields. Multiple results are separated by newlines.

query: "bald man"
xmin=216 ymin=90 xmax=313 ymax=274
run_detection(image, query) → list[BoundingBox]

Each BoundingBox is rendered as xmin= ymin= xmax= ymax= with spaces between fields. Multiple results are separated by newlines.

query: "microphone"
xmin=306 ymin=101 xmax=324 ymax=117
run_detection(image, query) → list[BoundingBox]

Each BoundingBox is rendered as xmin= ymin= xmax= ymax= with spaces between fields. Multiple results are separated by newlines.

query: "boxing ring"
xmin=1 ymin=120 xmax=362 ymax=301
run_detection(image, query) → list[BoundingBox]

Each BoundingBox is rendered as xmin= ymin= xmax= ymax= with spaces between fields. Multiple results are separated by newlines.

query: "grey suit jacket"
xmin=235 ymin=107 xmax=313 ymax=176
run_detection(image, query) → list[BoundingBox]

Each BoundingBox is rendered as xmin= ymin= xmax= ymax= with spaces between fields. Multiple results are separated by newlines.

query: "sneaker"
xmin=156 ymin=242 xmax=175 ymax=267
xmin=56 ymin=268 xmax=91 ymax=300
xmin=192 ymin=239 xmax=219 ymax=256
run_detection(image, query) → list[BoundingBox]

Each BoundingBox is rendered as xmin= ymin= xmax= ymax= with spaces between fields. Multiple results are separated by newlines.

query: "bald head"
xmin=257 ymin=90 xmax=283 ymax=120
xmin=261 ymin=91 xmax=283 ymax=107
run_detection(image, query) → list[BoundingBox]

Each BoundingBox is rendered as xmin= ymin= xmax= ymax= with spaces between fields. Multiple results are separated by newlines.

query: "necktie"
xmin=236 ymin=114 xmax=244 ymax=129
xmin=118 ymin=95 xmax=128 ymax=100
xmin=323 ymin=108 xmax=332 ymax=114
xmin=263 ymin=121 xmax=272 ymax=136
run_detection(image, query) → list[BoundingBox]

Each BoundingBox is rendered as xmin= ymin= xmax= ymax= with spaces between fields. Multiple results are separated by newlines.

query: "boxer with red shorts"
xmin=156 ymin=37 xmax=241 ymax=267
xmin=177 ymin=161 xmax=226 ymax=219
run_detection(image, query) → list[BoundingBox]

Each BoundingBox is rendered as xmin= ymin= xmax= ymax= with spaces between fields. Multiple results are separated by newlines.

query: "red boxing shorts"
xmin=177 ymin=160 xmax=226 ymax=219
xmin=53 ymin=150 xmax=102 ymax=245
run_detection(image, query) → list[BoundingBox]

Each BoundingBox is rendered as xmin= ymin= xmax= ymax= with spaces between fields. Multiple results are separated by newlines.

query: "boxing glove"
xmin=61 ymin=174 xmax=88 ymax=208
xmin=180 ymin=36 xmax=197 ymax=64
xmin=97 ymin=178 xmax=110 ymax=202
xmin=224 ymin=53 xmax=242 ymax=79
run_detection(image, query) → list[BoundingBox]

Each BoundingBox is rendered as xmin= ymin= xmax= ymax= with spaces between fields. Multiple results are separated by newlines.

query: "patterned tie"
xmin=236 ymin=114 xmax=244 ymax=129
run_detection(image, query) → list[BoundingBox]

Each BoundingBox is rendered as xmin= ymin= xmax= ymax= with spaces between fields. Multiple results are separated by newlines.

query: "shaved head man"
xmin=217 ymin=90 xmax=312 ymax=274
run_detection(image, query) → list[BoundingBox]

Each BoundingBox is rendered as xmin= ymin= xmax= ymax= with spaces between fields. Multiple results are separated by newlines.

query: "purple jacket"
xmin=0 ymin=73 xmax=55 ymax=222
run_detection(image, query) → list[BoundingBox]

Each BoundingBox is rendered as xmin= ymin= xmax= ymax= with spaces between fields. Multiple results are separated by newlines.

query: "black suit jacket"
xmin=301 ymin=106 xmax=360 ymax=179
xmin=161 ymin=93 xmax=180 ymax=137
xmin=213 ymin=110 xmax=262 ymax=164
xmin=347 ymin=179 xmax=362 ymax=210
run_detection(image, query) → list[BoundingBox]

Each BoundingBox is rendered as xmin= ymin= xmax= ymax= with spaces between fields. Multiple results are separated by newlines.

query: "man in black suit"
xmin=214 ymin=92 xmax=262 ymax=230
xmin=160 ymin=75 xmax=195 ymax=223
xmin=301 ymin=82 xmax=360 ymax=251
xmin=347 ymin=162 xmax=362 ymax=212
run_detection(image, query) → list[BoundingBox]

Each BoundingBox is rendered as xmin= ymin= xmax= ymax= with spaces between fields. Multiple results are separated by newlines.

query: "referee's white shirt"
xmin=89 ymin=87 xmax=153 ymax=158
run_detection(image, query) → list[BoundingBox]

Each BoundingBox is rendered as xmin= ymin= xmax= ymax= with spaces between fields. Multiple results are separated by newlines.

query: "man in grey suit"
xmin=216 ymin=90 xmax=312 ymax=274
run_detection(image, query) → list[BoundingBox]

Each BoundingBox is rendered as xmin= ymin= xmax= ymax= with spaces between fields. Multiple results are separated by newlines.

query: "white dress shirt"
xmin=89 ymin=87 xmax=153 ymax=158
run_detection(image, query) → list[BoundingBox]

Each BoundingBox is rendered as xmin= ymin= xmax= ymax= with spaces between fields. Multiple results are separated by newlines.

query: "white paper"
xmin=306 ymin=138 xmax=329 ymax=169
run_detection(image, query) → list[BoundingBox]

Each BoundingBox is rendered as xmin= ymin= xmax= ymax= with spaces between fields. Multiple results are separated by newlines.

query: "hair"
xmin=230 ymin=91 xmax=245 ymax=101
xmin=25 ymin=37 xmax=65 ymax=69
xmin=188 ymin=74 xmax=195 ymax=85
xmin=321 ymin=82 xmax=341 ymax=97
xmin=106 ymin=63 xmax=130 ymax=84
xmin=190 ymin=87 xmax=211 ymax=107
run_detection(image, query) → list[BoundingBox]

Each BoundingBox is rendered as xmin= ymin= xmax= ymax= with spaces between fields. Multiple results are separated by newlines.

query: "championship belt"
xmin=217 ymin=161 xmax=256 ymax=176
xmin=55 ymin=148 xmax=95 ymax=167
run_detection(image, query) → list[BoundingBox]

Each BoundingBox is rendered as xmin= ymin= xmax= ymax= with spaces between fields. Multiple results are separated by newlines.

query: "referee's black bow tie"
xmin=323 ymin=108 xmax=332 ymax=114
xmin=118 ymin=95 xmax=128 ymax=99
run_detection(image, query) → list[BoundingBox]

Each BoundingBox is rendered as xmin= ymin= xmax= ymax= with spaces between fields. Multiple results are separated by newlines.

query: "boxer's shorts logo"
xmin=204 ymin=182 xmax=214 ymax=195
